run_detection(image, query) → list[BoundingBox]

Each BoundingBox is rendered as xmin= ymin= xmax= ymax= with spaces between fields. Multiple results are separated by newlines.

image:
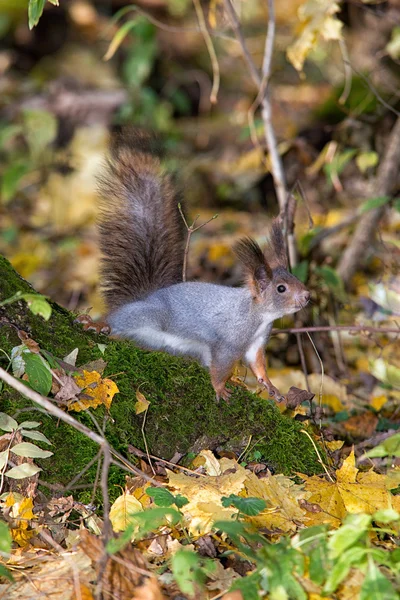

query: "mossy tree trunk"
xmin=0 ymin=256 xmax=322 ymax=500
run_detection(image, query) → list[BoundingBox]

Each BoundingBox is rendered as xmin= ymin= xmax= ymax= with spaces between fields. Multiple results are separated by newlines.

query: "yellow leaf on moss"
xmin=135 ymin=390 xmax=150 ymax=415
xmin=71 ymin=370 xmax=119 ymax=412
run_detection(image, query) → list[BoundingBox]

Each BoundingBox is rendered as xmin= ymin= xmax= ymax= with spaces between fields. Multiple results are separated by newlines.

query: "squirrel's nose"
xmin=302 ymin=291 xmax=311 ymax=305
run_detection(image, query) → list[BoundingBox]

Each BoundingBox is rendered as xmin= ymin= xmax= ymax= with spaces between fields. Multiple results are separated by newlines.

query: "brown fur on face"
xmin=98 ymin=129 xmax=185 ymax=310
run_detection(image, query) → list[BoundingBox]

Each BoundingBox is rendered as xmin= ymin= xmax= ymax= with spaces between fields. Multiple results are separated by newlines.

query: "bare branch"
xmin=338 ymin=115 xmax=400 ymax=286
xmin=224 ymin=0 xmax=288 ymax=213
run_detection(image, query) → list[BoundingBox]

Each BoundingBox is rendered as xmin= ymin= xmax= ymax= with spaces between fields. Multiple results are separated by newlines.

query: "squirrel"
xmin=98 ymin=130 xmax=310 ymax=402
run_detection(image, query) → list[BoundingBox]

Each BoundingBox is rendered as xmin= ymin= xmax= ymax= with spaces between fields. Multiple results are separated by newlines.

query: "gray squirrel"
xmin=98 ymin=130 xmax=310 ymax=401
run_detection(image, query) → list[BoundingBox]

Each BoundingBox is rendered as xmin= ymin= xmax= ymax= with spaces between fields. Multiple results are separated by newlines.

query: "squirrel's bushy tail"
xmin=98 ymin=130 xmax=184 ymax=310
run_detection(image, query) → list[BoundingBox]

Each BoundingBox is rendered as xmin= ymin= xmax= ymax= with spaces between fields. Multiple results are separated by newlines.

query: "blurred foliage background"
xmin=0 ymin=0 xmax=399 ymax=407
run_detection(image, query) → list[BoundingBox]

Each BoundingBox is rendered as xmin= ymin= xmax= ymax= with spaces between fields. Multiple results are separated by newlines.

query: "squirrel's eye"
xmin=277 ymin=284 xmax=286 ymax=293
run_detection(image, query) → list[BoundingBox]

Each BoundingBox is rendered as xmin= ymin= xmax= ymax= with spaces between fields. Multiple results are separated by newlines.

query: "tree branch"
xmin=337 ymin=116 xmax=400 ymax=286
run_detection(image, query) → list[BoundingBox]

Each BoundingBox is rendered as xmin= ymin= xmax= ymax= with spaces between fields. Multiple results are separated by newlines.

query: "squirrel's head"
xmin=233 ymin=218 xmax=310 ymax=319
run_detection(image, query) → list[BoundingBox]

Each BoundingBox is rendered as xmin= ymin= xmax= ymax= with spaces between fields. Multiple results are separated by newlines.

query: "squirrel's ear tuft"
xmin=265 ymin=218 xmax=288 ymax=268
xmin=233 ymin=237 xmax=272 ymax=296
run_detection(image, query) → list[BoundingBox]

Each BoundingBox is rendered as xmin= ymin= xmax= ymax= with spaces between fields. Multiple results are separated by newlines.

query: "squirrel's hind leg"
xmin=210 ymin=360 xmax=234 ymax=402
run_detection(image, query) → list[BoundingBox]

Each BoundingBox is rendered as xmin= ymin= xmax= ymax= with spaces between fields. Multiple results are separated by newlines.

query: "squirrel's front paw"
xmin=258 ymin=378 xmax=285 ymax=403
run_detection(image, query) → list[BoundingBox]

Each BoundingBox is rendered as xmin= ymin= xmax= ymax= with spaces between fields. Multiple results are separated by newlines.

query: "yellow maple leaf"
xmin=300 ymin=450 xmax=399 ymax=526
xmin=245 ymin=472 xmax=307 ymax=533
xmin=71 ymin=370 xmax=119 ymax=411
xmin=167 ymin=458 xmax=248 ymax=535
xmin=298 ymin=474 xmax=346 ymax=527
xmin=287 ymin=0 xmax=343 ymax=72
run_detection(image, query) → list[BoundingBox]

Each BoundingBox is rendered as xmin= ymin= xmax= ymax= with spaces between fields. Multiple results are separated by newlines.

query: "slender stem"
xmin=273 ymin=325 xmax=400 ymax=335
xmin=192 ymin=0 xmax=220 ymax=103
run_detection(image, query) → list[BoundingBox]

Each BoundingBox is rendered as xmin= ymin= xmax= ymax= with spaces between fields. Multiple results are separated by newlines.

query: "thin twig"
xmin=273 ymin=325 xmax=400 ymax=335
xmin=306 ymin=332 xmax=324 ymax=428
xmin=301 ymin=429 xmax=334 ymax=482
xmin=178 ymin=204 xmax=218 ymax=281
xmin=223 ymin=0 xmax=261 ymax=88
xmin=192 ymin=0 xmax=220 ymax=104
xmin=338 ymin=38 xmax=352 ymax=105
xmin=141 ymin=406 xmax=155 ymax=476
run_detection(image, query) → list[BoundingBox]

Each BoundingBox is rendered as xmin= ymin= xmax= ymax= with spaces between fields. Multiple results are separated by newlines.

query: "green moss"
xmin=0 ymin=255 xmax=324 ymax=497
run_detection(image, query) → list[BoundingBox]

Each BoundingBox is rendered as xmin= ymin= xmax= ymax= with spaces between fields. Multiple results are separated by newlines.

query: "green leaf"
xmin=22 ymin=109 xmax=57 ymax=157
xmin=359 ymin=196 xmax=391 ymax=214
xmin=356 ymin=151 xmax=379 ymax=173
xmin=230 ymin=572 xmax=260 ymax=600
xmin=21 ymin=294 xmax=52 ymax=320
xmin=324 ymin=547 xmax=368 ymax=594
xmin=328 ymin=514 xmax=371 ymax=559
xmin=221 ymin=494 xmax=267 ymax=516
xmin=324 ymin=148 xmax=357 ymax=188
xmin=386 ymin=26 xmax=400 ymax=60
xmin=0 ymin=563 xmax=13 ymax=582
xmin=146 ymin=487 xmax=175 ymax=507
xmin=0 ymin=520 xmax=12 ymax=554
xmin=5 ymin=462 xmax=42 ymax=479
xmin=19 ymin=429 xmax=52 ymax=445
xmin=315 ymin=265 xmax=345 ymax=299
xmin=104 ymin=19 xmax=140 ymax=60
xmin=373 ymin=508 xmax=400 ymax=524
xmin=213 ymin=520 xmax=264 ymax=560
xmin=360 ymin=557 xmax=398 ymax=600
xmin=146 ymin=487 xmax=189 ymax=508
xmin=171 ymin=550 xmax=205 ymax=597
xmin=28 ymin=0 xmax=46 ymax=30
xmin=10 ymin=344 xmax=26 ymax=378
xmin=0 ymin=124 xmax=22 ymax=149
xmin=1 ymin=160 xmax=30 ymax=204
xmin=23 ymin=352 xmax=52 ymax=395
xmin=11 ymin=442 xmax=53 ymax=459
xmin=291 ymin=260 xmax=309 ymax=283
xmin=18 ymin=420 xmax=41 ymax=429
xmin=123 ymin=40 xmax=157 ymax=87
xmin=366 ymin=433 xmax=400 ymax=458
xmin=174 ymin=494 xmax=189 ymax=509
xmin=0 ymin=412 xmax=18 ymax=432
xmin=0 ymin=450 xmax=8 ymax=470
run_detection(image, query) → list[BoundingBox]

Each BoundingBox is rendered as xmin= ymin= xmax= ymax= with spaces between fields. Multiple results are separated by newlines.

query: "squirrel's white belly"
xmin=133 ymin=326 xmax=212 ymax=367
xmin=244 ymin=319 xmax=273 ymax=364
